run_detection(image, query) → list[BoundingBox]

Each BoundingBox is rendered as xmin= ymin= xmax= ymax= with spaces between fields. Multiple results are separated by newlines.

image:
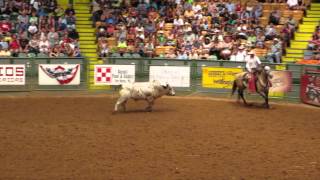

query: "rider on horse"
xmin=245 ymin=50 xmax=272 ymax=91
xmin=245 ymin=50 xmax=261 ymax=91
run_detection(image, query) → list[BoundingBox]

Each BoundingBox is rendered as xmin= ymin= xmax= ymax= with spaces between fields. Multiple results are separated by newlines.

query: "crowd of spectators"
xmin=0 ymin=0 xmax=81 ymax=58
xmin=92 ymin=0 xmax=309 ymax=63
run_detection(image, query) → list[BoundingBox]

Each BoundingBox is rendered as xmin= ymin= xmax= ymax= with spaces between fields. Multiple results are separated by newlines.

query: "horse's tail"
xmin=231 ymin=80 xmax=237 ymax=96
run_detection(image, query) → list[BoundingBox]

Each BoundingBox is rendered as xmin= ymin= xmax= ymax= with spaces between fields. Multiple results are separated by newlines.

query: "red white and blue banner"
xmin=0 ymin=64 xmax=25 ymax=85
xmin=39 ymin=64 xmax=80 ymax=85
xmin=94 ymin=65 xmax=135 ymax=85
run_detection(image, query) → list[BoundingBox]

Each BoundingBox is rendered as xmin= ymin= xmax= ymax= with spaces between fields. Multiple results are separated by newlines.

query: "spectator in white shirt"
xmin=230 ymin=45 xmax=247 ymax=62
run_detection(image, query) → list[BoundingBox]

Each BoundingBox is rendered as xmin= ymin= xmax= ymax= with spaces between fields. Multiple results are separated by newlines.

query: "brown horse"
xmin=231 ymin=66 xmax=272 ymax=108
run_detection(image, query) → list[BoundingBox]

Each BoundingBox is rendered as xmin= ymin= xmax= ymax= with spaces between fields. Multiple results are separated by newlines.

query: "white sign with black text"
xmin=0 ymin=64 xmax=25 ymax=85
xmin=149 ymin=66 xmax=190 ymax=87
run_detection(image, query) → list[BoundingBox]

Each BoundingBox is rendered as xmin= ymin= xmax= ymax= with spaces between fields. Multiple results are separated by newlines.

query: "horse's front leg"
xmin=264 ymin=90 xmax=270 ymax=108
xmin=257 ymin=91 xmax=269 ymax=108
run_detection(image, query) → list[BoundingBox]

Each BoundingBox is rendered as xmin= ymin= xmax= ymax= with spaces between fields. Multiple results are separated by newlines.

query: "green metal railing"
xmin=1 ymin=56 xmax=320 ymax=103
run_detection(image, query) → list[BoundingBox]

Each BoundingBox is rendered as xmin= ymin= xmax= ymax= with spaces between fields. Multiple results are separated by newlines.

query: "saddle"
xmin=243 ymin=72 xmax=272 ymax=93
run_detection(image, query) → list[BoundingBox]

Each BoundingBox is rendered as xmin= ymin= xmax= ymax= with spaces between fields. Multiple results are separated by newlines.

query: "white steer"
xmin=114 ymin=80 xmax=175 ymax=112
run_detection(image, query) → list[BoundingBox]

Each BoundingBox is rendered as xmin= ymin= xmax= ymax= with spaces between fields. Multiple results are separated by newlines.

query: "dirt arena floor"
xmin=0 ymin=92 xmax=320 ymax=180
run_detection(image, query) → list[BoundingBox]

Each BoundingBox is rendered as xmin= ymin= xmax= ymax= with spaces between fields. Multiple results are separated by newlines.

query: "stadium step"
xmin=80 ymin=49 xmax=97 ymax=53
xmin=282 ymin=56 xmax=299 ymax=63
xmin=310 ymin=7 xmax=320 ymax=11
xmin=306 ymin=14 xmax=320 ymax=18
xmin=301 ymin=21 xmax=319 ymax=25
xmin=294 ymin=32 xmax=313 ymax=38
xmin=79 ymin=32 xmax=94 ymax=36
xmin=77 ymin=28 xmax=95 ymax=33
xmin=74 ymin=0 xmax=91 ymax=3
xmin=311 ymin=3 xmax=320 ymax=7
xmin=81 ymin=44 xmax=97 ymax=49
xmin=79 ymin=36 xmax=96 ymax=41
xmin=77 ymin=21 xmax=92 ymax=25
xmin=294 ymin=36 xmax=313 ymax=41
xmin=77 ymin=24 xmax=92 ymax=29
xmin=82 ymin=52 xmax=97 ymax=57
xmin=299 ymin=24 xmax=317 ymax=29
xmin=286 ymin=48 xmax=304 ymax=54
xmin=75 ymin=14 xmax=91 ymax=18
xmin=75 ymin=9 xmax=90 ymax=14
xmin=79 ymin=40 xmax=96 ymax=45
xmin=303 ymin=17 xmax=320 ymax=22
xmin=307 ymin=10 xmax=320 ymax=15
xmin=73 ymin=5 xmax=90 ymax=10
xmin=285 ymin=53 xmax=304 ymax=58
xmin=76 ymin=17 xmax=90 ymax=21
xmin=299 ymin=28 xmax=317 ymax=33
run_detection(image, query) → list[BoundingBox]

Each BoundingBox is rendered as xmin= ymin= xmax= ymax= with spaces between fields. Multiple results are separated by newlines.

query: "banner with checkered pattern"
xmin=94 ymin=65 xmax=135 ymax=85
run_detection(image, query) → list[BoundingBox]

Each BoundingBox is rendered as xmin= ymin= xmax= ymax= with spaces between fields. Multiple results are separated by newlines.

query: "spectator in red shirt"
xmin=0 ymin=19 xmax=12 ymax=33
xmin=9 ymin=34 xmax=20 ymax=57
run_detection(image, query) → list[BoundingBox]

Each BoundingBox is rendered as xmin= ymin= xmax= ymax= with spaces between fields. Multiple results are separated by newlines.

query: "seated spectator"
xmin=28 ymin=35 xmax=40 ymax=56
xmin=307 ymin=37 xmax=320 ymax=50
xmin=157 ymin=31 xmax=166 ymax=46
xmin=0 ymin=36 xmax=9 ymax=50
xmin=98 ymin=39 xmax=109 ymax=57
xmin=0 ymin=19 xmax=12 ymax=33
xmin=65 ymin=4 xmax=75 ymax=16
xmin=19 ymin=36 xmax=29 ymax=54
xmin=144 ymin=40 xmax=155 ymax=57
xmin=265 ymin=24 xmax=277 ymax=41
xmin=287 ymin=0 xmax=299 ymax=9
xmin=29 ymin=11 xmax=39 ymax=25
xmin=9 ymin=34 xmax=20 ymax=57
xmin=230 ymin=45 xmax=247 ymax=62
xmin=269 ymin=10 xmax=281 ymax=25
xmin=0 ymin=45 xmax=11 ymax=57
xmin=47 ymin=27 xmax=59 ymax=47
xmin=117 ymin=38 xmax=127 ymax=55
xmin=177 ymin=49 xmax=188 ymax=60
xmin=39 ymin=37 xmax=50 ymax=54
xmin=73 ymin=46 xmax=81 ymax=57
xmin=267 ymin=38 xmax=282 ymax=63
xmin=49 ymin=45 xmax=63 ymax=57
xmin=189 ymin=49 xmax=199 ymax=59
xmin=28 ymin=22 xmax=38 ymax=36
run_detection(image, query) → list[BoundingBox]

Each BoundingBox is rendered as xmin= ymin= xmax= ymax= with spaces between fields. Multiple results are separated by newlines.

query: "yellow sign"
xmin=202 ymin=67 xmax=243 ymax=89
xmin=275 ymin=64 xmax=287 ymax=71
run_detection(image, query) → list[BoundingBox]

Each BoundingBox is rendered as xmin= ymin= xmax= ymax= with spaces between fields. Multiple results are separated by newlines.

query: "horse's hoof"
xmin=245 ymin=103 xmax=253 ymax=107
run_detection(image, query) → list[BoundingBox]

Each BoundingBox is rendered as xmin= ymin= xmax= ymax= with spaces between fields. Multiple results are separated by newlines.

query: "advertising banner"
xmin=202 ymin=67 xmax=243 ymax=89
xmin=149 ymin=66 xmax=190 ymax=87
xmin=94 ymin=65 xmax=135 ymax=85
xmin=0 ymin=65 xmax=25 ymax=85
xmin=39 ymin=64 xmax=80 ymax=85
xmin=300 ymin=74 xmax=320 ymax=106
xmin=269 ymin=71 xmax=292 ymax=97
